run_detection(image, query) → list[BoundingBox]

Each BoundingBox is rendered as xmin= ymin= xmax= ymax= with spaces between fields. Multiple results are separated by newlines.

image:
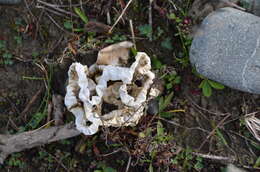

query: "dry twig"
xmin=20 ymin=88 xmax=43 ymax=121
xmin=0 ymin=122 xmax=80 ymax=164
xmin=109 ymin=0 xmax=134 ymax=33
xmin=129 ymin=20 xmax=136 ymax=49
xmin=192 ymin=152 xmax=235 ymax=163
xmin=198 ymin=113 xmax=231 ymax=151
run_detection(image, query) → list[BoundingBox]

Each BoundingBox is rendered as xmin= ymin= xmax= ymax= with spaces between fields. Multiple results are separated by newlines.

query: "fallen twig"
xmin=148 ymin=0 xmax=153 ymax=41
xmin=37 ymin=0 xmax=78 ymax=17
xmin=125 ymin=156 xmax=132 ymax=172
xmin=198 ymin=114 xmax=231 ymax=151
xmin=192 ymin=152 xmax=235 ymax=163
xmin=0 ymin=122 xmax=80 ymax=164
xmin=129 ymin=20 xmax=136 ymax=49
xmin=109 ymin=0 xmax=134 ymax=33
xmin=20 ymin=87 xmax=43 ymax=121
xmin=45 ymin=12 xmax=75 ymax=36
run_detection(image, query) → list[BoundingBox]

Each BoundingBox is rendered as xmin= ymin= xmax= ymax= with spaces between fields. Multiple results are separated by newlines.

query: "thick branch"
xmin=0 ymin=122 xmax=80 ymax=164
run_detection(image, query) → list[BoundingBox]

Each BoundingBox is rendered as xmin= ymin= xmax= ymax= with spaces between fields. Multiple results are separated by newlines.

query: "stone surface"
xmin=147 ymin=99 xmax=159 ymax=115
xmin=190 ymin=7 xmax=260 ymax=94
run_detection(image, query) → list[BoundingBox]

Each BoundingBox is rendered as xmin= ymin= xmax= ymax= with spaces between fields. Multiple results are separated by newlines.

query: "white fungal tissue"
xmin=64 ymin=41 xmax=155 ymax=135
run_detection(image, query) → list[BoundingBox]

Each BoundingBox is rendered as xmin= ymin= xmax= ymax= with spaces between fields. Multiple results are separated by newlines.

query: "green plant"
xmin=38 ymin=150 xmax=54 ymax=165
xmin=24 ymin=65 xmax=53 ymax=130
xmin=199 ymin=78 xmax=225 ymax=97
xmin=0 ymin=40 xmax=14 ymax=65
xmin=168 ymin=12 xmax=192 ymax=67
xmin=154 ymin=26 xmax=164 ymax=40
xmin=161 ymin=37 xmax=173 ymax=50
xmin=7 ymin=153 xmax=26 ymax=168
xmin=155 ymin=120 xmax=173 ymax=143
xmin=194 ymin=156 xmax=204 ymax=170
xmin=138 ymin=25 xmax=165 ymax=42
xmin=163 ymin=72 xmax=181 ymax=90
xmin=171 ymin=147 xmax=204 ymax=170
xmin=151 ymin=56 xmax=165 ymax=70
xmin=0 ymin=40 xmax=6 ymax=49
xmin=65 ymin=7 xmax=88 ymax=32
xmin=159 ymin=92 xmax=174 ymax=112
xmin=27 ymin=112 xmax=46 ymax=129
xmin=94 ymin=162 xmax=117 ymax=172
xmin=2 ymin=52 xmax=13 ymax=65
xmin=74 ymin=7 xmax=88 ymax=24
xmin=138 ymin=24 xmax=152 ymax=41
xmin=64 ymin=20 xmax=73 ymax=30
xmin=105 ymin=34 xmax=127 ymax=43
xmin=14 ymin=35 xmax=22 ymax=45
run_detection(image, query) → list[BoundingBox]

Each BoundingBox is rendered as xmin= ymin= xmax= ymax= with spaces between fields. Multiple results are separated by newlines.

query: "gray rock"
xmin=147 ymin=99 xmax=159 ymax=115
xmin=190 ymin=7 xmax=260 ymax=94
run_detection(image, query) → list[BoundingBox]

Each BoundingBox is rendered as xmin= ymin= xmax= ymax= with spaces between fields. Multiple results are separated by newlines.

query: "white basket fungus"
xmin=64 ymin=41 xmax=155 ymax=135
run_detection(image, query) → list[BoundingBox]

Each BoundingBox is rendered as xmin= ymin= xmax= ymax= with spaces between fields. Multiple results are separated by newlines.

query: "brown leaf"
xmin=85 ymin=21 xmax=111 ymax=34
xmin=68 ymin=42 xmax=77 ymax=55
xmin=93 ymin=144 xmax=100 ymax=156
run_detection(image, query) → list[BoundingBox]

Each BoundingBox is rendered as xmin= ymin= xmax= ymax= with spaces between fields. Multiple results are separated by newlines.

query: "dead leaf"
xmin=93 ymin=144 xmax=100 ymax=156
xmin=68 ymin=42 xmax=77 ymax=55
xmin=85 ymin=21 xmax=111 ymax=34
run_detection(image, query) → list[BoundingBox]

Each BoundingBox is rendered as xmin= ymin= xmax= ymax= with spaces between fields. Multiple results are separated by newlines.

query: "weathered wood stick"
xmin=0 ymin=122 xmax=80 ymax=164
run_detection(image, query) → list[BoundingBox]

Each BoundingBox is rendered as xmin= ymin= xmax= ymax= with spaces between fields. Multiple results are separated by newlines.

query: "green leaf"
xmin=251 ymin=142 xmax=260 ymax=150
xmin=27 ymin=112 xmax=45 ymax=129
xmin=168 ymin=13 xmax=177 ymax=20
xmin=198 ymin=79 xmax=205 ymax=89
xmin=74 ymin=7 xmax=88 ymax=24
xmin=168 ymin=13 xmax=182 ymax=23
xmin=216 ymin=128 xmax=228 ymax=146
xmin=173 ymin=76 xmax=181 ymax=84
xmin=165 ymin=83 xmax=172 ymax=90
xmin=3 ymin=53 xmax=12 ymax=59
xmin=0 ymin=40 xmax=6 ymax=49
xmin=64 ymin=20 xmax=73 ymax=30
xmin=194 ymin=161 xmax=204 ymax=170
xmin=159 ymin=111 xmax=173 ymax=119
xmin=105 ymin=39 xmax=114 ymax=43
xmin=151 ymin=56 xmax=163 ymax=69
xmin=157 ymin=120 xmax=164 ymax=136
xmin=161 ymin=37 xmax=173 ymax=50
xmin=73 ymin=28 xmax=85 ymax=32
xmin=149 ymin=163 xmax=154 ymax=172
xmin=138 ymin=24 xmax=152 ymax=40
xmin=171 ymin=157 xmax=178 ymax=164
xmin=32 ymin=51 xmax=39 ymax=58
xmin=14 ymin=36 xmax=22 ymax=44
xmin=103 ymin=167 xmax=117 ymax=172
xmin=159 ymin=92 xmax=174 ymax=112
xmin=155 ymin=27 xmax=164 ymax=39
xmin=208 ymin=80 xmax=225 ymax=90
xmin=131 ymin=47 xmax=137 ymax=56
xmin=201 ymin=80 xmax=212 ymax=97
xmin=254 ymin=157 xmax=260 ymax=168
xmin=138 ymin=132 xmax=146 ymax=138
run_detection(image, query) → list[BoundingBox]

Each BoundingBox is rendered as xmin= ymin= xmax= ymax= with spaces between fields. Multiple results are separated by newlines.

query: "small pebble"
xmin=147 ymin=99 xmax=159 ymax=115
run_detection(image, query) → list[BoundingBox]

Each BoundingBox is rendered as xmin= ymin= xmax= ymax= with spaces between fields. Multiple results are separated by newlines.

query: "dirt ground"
xmin=0 ymin=0 xmax=259 ymax=171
